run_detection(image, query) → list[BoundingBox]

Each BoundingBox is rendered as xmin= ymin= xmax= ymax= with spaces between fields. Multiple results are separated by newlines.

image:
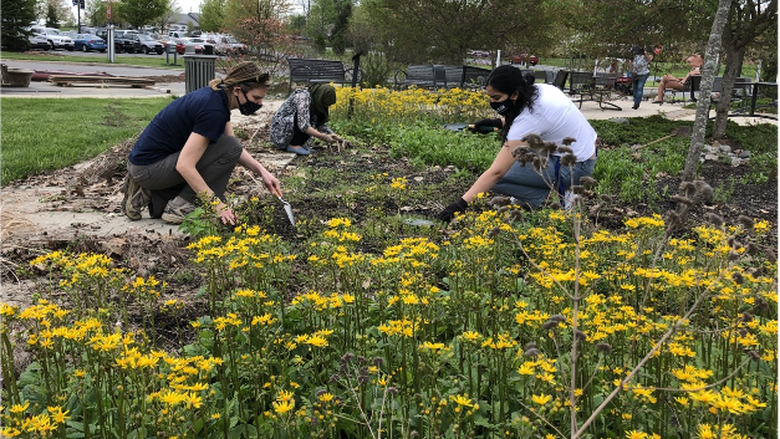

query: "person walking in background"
xmin=653 ymin=53 xmax=703 ymax=104
xmin=629 ymin=45 xmax=653 ymax=110
xmin=437 ymin=65 xmax=598 ymax=222
xmin=270 ymin=84 xmax=344 ymax=156
xmin=122 ymin=61 xmax=281 ymax=225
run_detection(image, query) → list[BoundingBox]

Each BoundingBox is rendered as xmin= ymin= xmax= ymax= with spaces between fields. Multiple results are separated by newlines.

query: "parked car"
xmin=174 ymin=37 xmax=214 ymax=55
xmin=28 ymin=33 xmax=51 ymax=51
xmin=73 ymin=34 xmax=107 ymax=52
xmin=128 ymin=34 xmax=164 ymax=54
xmin=112 ymin=30 xmax=139 ymax=53
xmin=215 ymin=36 xmax=246 ymax=56
xmin=511 ymin=53 xmax=539 ymax=66
xmin=29 ymin=26 xmax=74 ymax=51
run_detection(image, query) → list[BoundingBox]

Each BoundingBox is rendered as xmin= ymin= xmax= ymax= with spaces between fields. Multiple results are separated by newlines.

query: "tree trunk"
xmin=682 ymin=0 xmax=734 ymax=183
xmin=712 ymin=45 xmax=747 ymax=139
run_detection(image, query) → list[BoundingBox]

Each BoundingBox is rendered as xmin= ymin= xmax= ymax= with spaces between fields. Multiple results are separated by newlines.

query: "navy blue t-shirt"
xmin=129 ymin=86 xmax=231 ymax=166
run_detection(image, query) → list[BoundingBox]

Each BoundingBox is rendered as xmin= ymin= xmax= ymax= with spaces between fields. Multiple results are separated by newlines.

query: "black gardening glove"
xmin=469 ymin=118 xmax=502 ymax=134
xmin=437 ymin=198 xmax=468 ymax=222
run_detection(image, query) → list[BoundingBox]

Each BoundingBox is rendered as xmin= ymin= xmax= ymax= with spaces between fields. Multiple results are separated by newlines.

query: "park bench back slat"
xmin=395 ymin=65 xmax=492 ymax=89
xmin=287 ymin=57 xmax=356 ymax=90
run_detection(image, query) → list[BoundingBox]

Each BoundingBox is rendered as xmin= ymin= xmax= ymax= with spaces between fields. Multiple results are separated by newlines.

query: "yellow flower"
xmin=531 ymin=394 xmax=552 ymax=406
xmin=272 ymin=399 xmax=295 ymax=414
xmin=449 ymin=394 xmax=475 ymax=408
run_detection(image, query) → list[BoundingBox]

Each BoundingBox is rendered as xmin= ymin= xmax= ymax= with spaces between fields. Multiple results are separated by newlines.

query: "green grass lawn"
xmin=0 ymin=51 xmax=184 ymax=70
xmin=1 ymin=97 xmax=172 ymax=184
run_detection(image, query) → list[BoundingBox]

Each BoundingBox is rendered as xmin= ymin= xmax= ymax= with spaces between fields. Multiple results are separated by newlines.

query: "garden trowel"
xmin=274 ymin=188 xmax=296 ymax=227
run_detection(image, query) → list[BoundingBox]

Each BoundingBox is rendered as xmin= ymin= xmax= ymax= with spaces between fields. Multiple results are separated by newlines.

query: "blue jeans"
xmin=632 ymin=74 xmax=648 ymax=107
xmin=492 ymin=156 xmax=597 ymax=207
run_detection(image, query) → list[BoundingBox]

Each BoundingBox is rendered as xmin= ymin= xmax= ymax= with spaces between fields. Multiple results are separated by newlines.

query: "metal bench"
xmin=287 ymin=57 xmax=357 ymax=91
xmin=394 ymin=65 xmax=438 ymax=89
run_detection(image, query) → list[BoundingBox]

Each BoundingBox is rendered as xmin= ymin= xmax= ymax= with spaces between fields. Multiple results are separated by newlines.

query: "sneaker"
xmin=121 ymin=175 xmax=150 ymax=221
xmin=161 ymin=197 xmax=196 ymax=224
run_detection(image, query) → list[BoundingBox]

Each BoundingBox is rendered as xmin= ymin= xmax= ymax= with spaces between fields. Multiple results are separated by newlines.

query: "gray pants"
xmin=492 ymin=156 xmax=596 ymax=207
xmin=128 ymin=136 xmax=243 ymax=216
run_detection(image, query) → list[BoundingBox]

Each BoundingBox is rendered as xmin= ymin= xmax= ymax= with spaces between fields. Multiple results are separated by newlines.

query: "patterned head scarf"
xmin=309 ymin=84 xmax=337 ymax=123
xmin=209 ymin=61 xmax=269 ymax=91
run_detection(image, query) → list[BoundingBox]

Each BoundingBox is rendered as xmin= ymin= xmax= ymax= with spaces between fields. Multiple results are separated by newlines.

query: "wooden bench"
xmin=287 ymin=57 xmax=357 ymax=90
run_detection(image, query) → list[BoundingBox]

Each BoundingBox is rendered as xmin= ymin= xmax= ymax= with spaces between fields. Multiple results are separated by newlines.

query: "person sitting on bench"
xmin=653 ymin=54 xmax=703 ymax=104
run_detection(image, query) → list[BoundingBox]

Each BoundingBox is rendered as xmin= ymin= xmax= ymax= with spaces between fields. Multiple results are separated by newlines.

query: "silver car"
xmin=29 ymin=26 xmax=75 ymax=51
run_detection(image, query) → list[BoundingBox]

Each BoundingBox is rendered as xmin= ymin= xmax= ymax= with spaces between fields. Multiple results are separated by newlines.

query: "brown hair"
xmin=209 ymin=61 xmax=269 ymax=91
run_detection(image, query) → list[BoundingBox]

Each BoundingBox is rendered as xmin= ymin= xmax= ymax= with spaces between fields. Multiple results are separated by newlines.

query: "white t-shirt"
xmin=506 ymin=84 xmax=598 ymax=162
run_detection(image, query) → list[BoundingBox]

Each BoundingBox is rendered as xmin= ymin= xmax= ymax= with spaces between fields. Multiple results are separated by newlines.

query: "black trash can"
xmin=184 ymin=55 xmax=217 ymax=93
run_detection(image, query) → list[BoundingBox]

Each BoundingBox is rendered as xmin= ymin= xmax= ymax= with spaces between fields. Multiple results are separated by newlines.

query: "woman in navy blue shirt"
xmin=123 ymin=62 xmax=281 ymax=225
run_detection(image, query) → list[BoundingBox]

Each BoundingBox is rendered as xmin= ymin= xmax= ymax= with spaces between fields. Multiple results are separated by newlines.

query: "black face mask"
xmin=238 ymin=90 xmax=262 ymax=115
xmin=490 ymin=98 xmax=514 ymax=116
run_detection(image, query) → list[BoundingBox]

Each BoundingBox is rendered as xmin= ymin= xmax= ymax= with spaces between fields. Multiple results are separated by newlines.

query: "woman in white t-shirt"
xmin=437 ymin=65 xmax=598 ymax=222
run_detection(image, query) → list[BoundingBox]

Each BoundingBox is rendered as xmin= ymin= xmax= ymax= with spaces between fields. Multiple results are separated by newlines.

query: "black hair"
xmin=486 ymin=65 xmax=539 ymax=142
xmin=631 ymin=46 xmax=645 ymax=55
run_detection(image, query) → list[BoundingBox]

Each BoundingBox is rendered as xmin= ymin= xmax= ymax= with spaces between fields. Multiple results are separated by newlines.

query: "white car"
xmin=29 ymin=26 xmax=75 ymax=51
xmin=28 ymin=33 xmax=51 ymax=50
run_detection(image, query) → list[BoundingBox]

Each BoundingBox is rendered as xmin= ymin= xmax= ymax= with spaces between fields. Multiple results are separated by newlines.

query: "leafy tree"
xmin=224 ymin=0 xmax=291 ymax=55
xmin=1 ymin=0 xmax=37 ymax=51
xmin=710 ymin=0 xmax=777 ymax=139
xmin=199 ymin=0 xmax=226 ymax=32
xmin=116 ymin=0 xmax=170 ymax=29
xmin=41 ymin=0 xmax=72 ymax=28
xmin=553 ymin=0 xmax=714 ymax=62
xmin=361 ymin=0 xmax=551 ymax=65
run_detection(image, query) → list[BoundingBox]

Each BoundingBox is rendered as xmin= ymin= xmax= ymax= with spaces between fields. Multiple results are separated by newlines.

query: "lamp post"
xmin=72 ymin=0 xmax=85 ymax=33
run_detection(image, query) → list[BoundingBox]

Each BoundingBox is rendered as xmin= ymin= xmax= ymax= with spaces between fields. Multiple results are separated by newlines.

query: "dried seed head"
xmin=747 ymin=350 xmax=761 ymax=362
xmin=524 ymin=342 xmax=537 ymax=350
xmin=316 ymin=389 xmax=328 ymax=397
xmin=357 ymin=355 xmax=367 ymax=364
xmin=508 ymin=210 xmax=524 ymax=222
xmin=525 ymin=347 xmax=541 ymax=358
xmin=579 ymin=176 xmax=597 ymax=188
xmin=728 ymin=250 xmax=740 ymax=261
xmin=387 ymin=386 xmax=398 ymax=395
xmin=665 ymin=211 xmax=681 ymax=230
xmin=562 ymin=137 xmax=576 ymax=146
xmin=490 ymin=196 xmax=512 ymax=207
xmin=764 ymin=248 xmax=777 ymax=263
xmin=341 ymin=352 xmax=355 ymax=364
xmin=489 ymin=226 xmax=502 ymax=237
xmin=522 ymin=133 xmax=544 ymax=148
xmin=746 ymin=243 xmax=760 ymax=256
xmin=737 ymin=215 xmax=754 ymax=230
xmin=372 ymin=357 xmax=384 ymax=367
xmin=560 ymin=153 xmax=578 ymax=167
xmin=542 ymin=320 xmax=559 ymax=330
xmin=572 ymin=185 xmax=586 ymax=195
xmin=693 ymin=180 xmax=714 ymax=204
xmin=732 ymin=272 xmax=744 ymax=285
xmin=742 ymin=312 xmax=753 ymax=322
xmin=672 ymin=195 xmax=695 ymax=206
xmin=596 ymin=342 xmax=613 ymax=354
xmin=549 ymin=314 xmax=566 ymax=323
xmin=557 ymin=146 xmax=573 ymax=155
xmin=679 ymin=181 xmax=696 ymax=199
xmin=574 ymin=329 xmax=587 ymax=341
xmin=704 ymin=212 xmax=724 ymax=227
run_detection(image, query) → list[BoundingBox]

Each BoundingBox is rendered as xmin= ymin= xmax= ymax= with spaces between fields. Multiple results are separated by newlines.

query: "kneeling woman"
xmin=270 ymin=84 xmax=343 ymax=155
xmin=438 ymin=65 xmax=598 ymax=221
xmin=123 ymin=62 xmax=281 ymax=225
